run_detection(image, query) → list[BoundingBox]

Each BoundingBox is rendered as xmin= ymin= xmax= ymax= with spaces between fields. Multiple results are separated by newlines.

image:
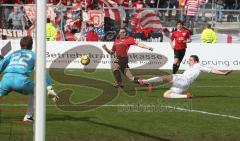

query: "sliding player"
xmin=139 ymin=55 xmax=232 ymax=98
xmin=0 ymin=36 xmax=59 ymax=122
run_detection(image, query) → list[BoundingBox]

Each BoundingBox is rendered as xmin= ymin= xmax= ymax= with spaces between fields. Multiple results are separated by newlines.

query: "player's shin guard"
xmin=173 ymin=64 xmax=179 ymax=74
xmin=113 ymin=70 xmax=122 ymax=86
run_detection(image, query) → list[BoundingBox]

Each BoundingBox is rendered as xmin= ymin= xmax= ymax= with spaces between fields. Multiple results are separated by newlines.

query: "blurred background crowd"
xmin=0 ymin=0 xmax=240 ymax=42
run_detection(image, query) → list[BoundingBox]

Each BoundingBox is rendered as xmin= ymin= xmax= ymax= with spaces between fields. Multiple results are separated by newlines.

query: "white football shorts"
xmin=171 ymin=74 xmax=190 ymax=94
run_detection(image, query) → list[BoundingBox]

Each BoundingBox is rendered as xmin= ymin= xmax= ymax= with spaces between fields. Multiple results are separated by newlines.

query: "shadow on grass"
xmin=47 ymin=116 xmax=171 ymax=141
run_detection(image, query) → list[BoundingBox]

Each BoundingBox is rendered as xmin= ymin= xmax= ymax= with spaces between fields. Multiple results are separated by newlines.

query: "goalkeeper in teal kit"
xmin=0 ymin=36 xmax=59 ymax=122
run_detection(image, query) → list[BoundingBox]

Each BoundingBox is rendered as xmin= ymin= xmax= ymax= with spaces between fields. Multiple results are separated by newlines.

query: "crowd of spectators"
xmin=0 ymin=0 xmax=240 ymax=41
xmin=0 ymin=0 xmax=34 ymax=4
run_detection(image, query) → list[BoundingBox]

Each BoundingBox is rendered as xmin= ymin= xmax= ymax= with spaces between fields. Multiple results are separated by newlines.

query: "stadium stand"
xmin=0 ymin=0 xmax=240 ymax=42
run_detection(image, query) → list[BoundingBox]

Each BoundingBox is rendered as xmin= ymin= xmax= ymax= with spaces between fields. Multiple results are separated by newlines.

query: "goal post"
xmin=35 ymin=0 xmax=47 ymax=141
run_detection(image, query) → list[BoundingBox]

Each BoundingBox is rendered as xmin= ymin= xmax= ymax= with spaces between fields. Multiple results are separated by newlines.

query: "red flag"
xmin=131 ymin=10 xmax=162 ymax=31
xmin=98 ymin=0 xmax=121 ymax=21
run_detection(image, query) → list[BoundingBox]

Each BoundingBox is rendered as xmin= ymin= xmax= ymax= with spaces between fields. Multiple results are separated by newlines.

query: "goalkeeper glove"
xmin=47 ymin=86 xmax=59 ymax=102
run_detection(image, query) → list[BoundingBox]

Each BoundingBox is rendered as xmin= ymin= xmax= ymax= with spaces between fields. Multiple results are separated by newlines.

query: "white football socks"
xmin=144 ymin=77 xmax=164 ymax=84
xmin=27 ymin=94 xmax=34 ymax=116
xmin=165 ymin=93 xmax=187 ymax=98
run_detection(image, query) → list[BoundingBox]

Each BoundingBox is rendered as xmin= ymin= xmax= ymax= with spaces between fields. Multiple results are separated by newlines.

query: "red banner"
xmin=89 ymin=10 xmax=104 ymax=27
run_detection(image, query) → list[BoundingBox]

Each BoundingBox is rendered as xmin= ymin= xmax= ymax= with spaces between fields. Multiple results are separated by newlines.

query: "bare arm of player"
xmin=136 ymin=42 xmax=153 ymax=51
xmin=182 ymin=38 xmax=192 ymax=43
xmin=47 ymin=86 xmax=59 ymax=102
xmin=186 ymin=38 xmax=192 ymax=43
xmin=187 ymin=38 xmax=192 ymax=43
xmin=211 ymin=69 xmax=233 ymax=75
xmin=169 ymin=40 xmax=174 ymax=49
xmin=102 ymin=44 xmax=114 ymax=55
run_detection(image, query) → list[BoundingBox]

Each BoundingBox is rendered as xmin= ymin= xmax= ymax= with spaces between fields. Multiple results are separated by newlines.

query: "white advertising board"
xmin=1 ymin=40 xmax=240 ymax=70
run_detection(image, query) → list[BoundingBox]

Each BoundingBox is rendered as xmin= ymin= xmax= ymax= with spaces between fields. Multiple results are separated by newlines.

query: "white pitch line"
xmin=192 ymin=85 xmax=240 ymax=88
xmin=55 ymin=83 xmax=240 ymax=88
xmin=164 ymin=106 xmax=240 ymax=120
xmin=0 ymin=104 xmax=240 ymax=120
xmin=0 ymin=104 xmax=120 ymax=107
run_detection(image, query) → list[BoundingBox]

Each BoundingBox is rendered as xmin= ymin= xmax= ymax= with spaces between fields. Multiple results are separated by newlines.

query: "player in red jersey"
xmin=102 ymin=27 xmax=153 ymax=88
xmin=170 ymin=20 xmax=192 ymax=74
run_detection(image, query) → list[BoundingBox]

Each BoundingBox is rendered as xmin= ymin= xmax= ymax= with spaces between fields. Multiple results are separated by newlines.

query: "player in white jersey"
xmin=139 ymin=55 xmax=232 ymax=99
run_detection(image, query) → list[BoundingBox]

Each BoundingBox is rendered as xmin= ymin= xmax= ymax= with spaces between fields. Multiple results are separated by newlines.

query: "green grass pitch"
xmin=0 ymin=69 xmax=239 ymax=141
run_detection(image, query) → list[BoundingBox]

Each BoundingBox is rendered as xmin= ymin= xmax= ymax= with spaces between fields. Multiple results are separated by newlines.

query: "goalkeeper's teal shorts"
xmin=0 ymin=73 xmax=34 ymax=96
